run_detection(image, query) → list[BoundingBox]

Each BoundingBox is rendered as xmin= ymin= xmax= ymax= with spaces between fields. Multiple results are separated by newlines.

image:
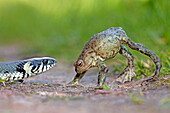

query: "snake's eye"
xmin=43 ymin=59 xmax=48 ymax=65
xmin=77 ymin=60 xmax=83 ymax=67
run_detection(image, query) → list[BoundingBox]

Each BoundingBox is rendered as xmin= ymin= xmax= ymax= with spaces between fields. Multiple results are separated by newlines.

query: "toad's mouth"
xmin=76 ymin=62 xmax=92 ymax=74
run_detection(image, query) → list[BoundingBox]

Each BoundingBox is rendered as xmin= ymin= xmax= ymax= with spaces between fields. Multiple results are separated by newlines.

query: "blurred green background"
xmin=0 ymin=0 xmax=169 ymax=63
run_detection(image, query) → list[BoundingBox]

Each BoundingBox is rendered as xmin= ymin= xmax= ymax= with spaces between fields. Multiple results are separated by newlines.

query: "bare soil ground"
xmin=0 ymin=45 xmax=169 ymax=113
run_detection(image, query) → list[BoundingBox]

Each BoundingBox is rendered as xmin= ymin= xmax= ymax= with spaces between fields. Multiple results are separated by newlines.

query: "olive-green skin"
xmin=68 ymin=27 xmax=162 ymax=87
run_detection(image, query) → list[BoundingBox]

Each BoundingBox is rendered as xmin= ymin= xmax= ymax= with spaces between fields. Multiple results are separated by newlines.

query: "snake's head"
xmin=25 ymin=57 xmax=56 ymax=74
xmin=74 ymin=51 xmax=95 ymax=74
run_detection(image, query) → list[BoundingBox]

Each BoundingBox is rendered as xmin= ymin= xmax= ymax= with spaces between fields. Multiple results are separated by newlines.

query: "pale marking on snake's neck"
xmin=23 ymin=61 xmax=33 ymax=75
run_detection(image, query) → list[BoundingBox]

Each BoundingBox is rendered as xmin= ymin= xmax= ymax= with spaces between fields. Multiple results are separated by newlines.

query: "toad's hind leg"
xmin=121 ymin=37 xmax=162 ymax=82
xmin=116 ymin=45 xmax=136 ymax=83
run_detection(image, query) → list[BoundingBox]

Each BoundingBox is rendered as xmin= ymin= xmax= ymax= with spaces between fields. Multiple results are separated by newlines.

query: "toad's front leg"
xmin=97 ymin=60 xmax=109 ymax=87
xmin=66 ymin=73 xmax=85 ymax=87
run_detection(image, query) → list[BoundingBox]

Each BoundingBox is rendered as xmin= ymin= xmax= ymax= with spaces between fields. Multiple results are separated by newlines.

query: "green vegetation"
xmin=129 ymin=92 xmax=145 ymax=104
xmin=0 ymin=76 xmax=10 ymax=86
xmin=160 ymin=97 xmax=170 ymax=104
xmin=0 ymin=77 xmax=3 ymax=83
xmin=0 ymin=0 xmax=169 ymax=77
xmin=102 ymin=82 xmax=112 ymax=90
xmin=160 ymin=97 xmax=170 ymax=109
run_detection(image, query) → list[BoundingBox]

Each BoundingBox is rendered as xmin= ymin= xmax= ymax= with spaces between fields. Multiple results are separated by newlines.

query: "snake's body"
xmin=0 ymin=57 xmax=56 ymax=82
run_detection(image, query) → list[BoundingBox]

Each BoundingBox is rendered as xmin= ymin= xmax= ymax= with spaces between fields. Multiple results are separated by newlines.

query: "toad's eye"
xmin=78 ymin=62 xmax=82 ymax=66
xmin=43 ymin=59 xmax=48 ymax=65
xmin=77 ymin=60 xmax=83 ymax=66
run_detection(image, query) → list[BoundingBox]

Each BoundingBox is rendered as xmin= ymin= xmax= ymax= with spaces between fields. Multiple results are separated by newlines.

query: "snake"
xmin=0 ymin=57 xmax=56 ymax=83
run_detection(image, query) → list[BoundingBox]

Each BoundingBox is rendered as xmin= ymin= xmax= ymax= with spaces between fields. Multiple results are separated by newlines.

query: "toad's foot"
xmin=66 ymin=81 xmax=84 ymax=87
xmin=115 ymin=67 xmax=136 ymax=83
xmin=87 ymin=85 xmax=103 ymax=90
xmin=142 ymin=74 xmax=159 ymax=83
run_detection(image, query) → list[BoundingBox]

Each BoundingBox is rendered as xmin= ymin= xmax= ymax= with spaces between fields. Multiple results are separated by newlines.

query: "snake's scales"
xmin=0 ymin=57 xmax=56 ymax=82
